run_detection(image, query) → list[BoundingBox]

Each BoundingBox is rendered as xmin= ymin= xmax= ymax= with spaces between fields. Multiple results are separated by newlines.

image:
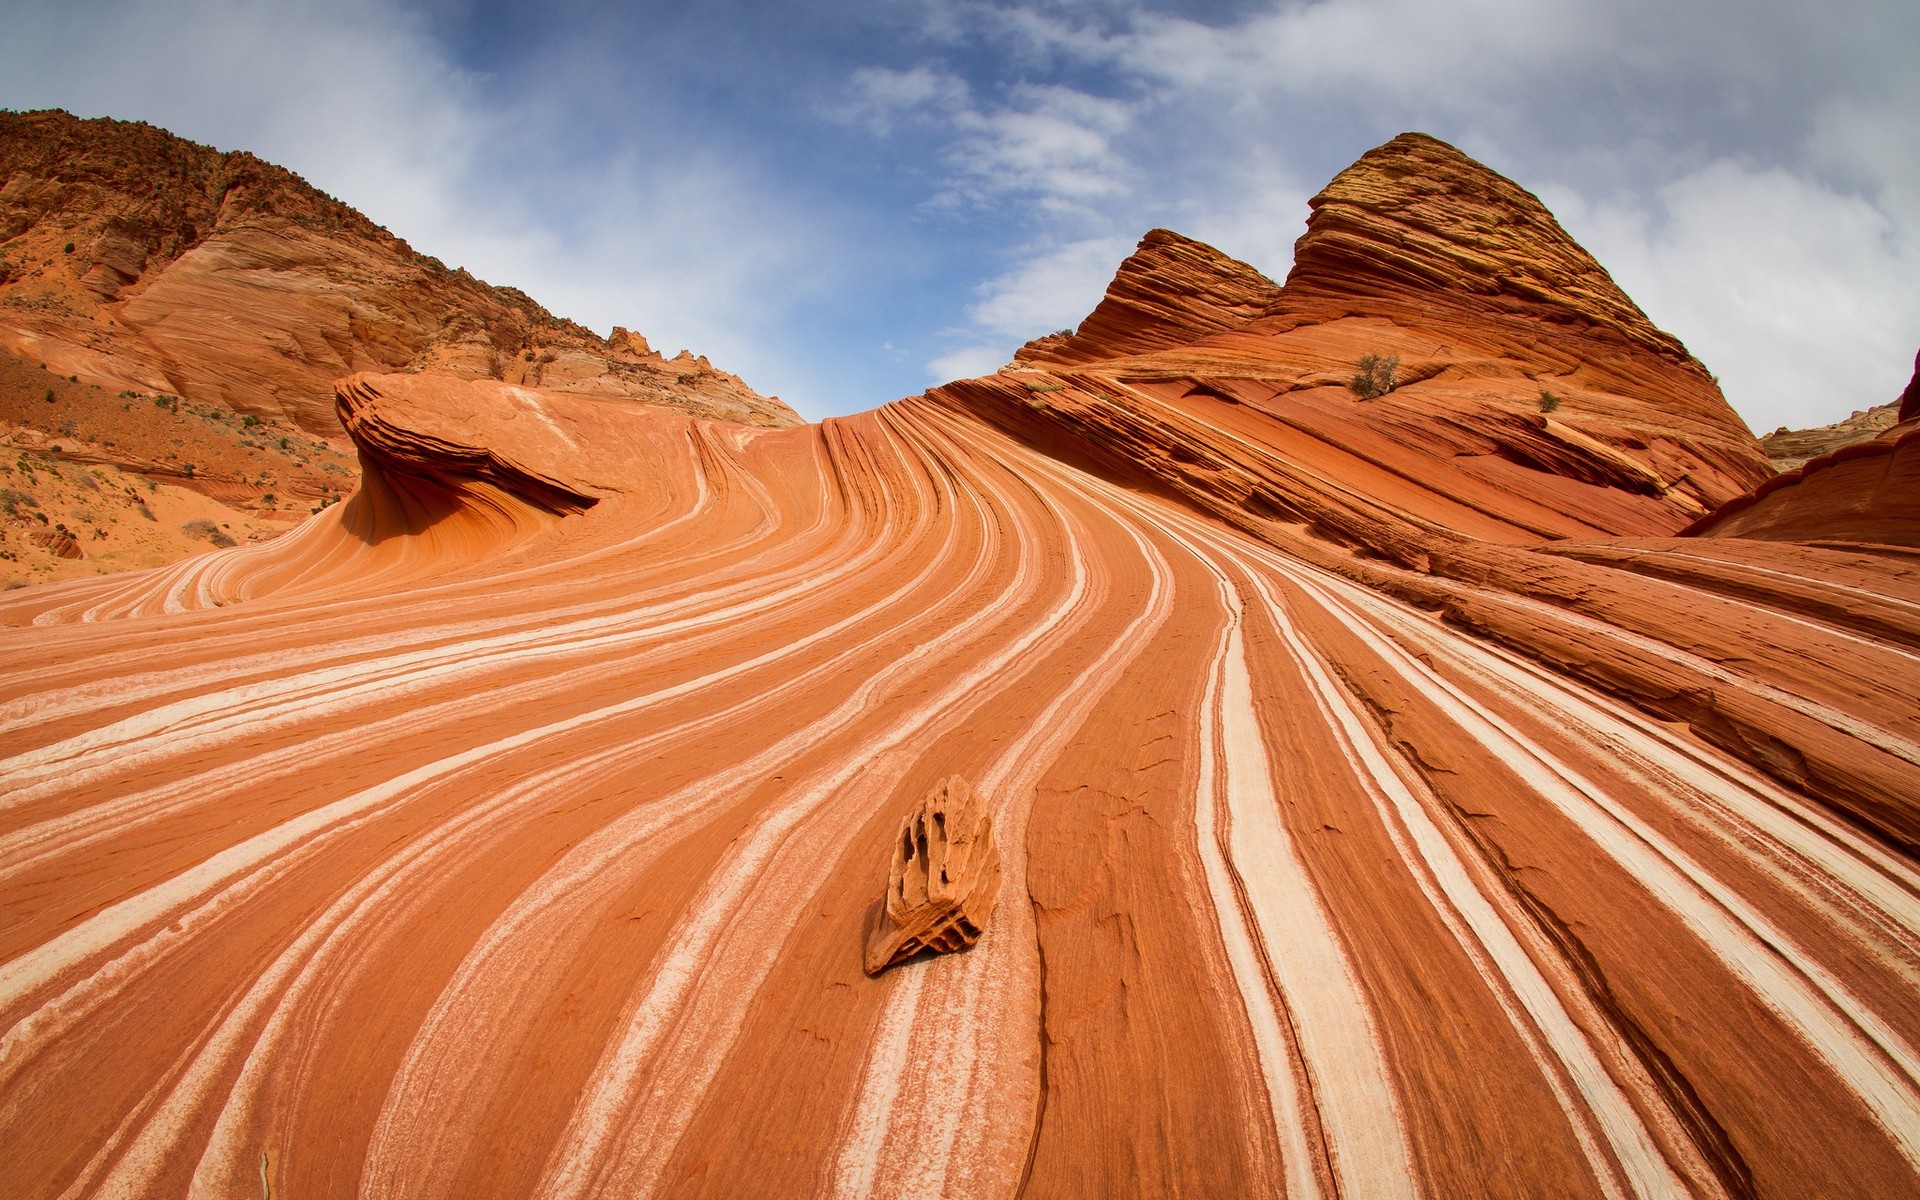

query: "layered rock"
xmin=1686 ymin=419 xmax=1920 ymax=546
xmin=1012 ymin=229 xmax=1280 ymax=367
xmin=0 ymin=110 xmax=799 ymax=434
xmin=863 ymin=775 xmax=1002 ymax=975
xmin=2 ymin=134 xmax=1917 ymax=1200
xmin=1762 ymin=400 xmax=1903 ymax=471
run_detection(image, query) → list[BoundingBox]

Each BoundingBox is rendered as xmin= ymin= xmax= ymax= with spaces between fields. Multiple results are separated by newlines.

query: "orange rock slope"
xmin=4 ymin=134 xmax=1920 ymax=1199
xmin=0 ymin=110 xmax=799 ymax=434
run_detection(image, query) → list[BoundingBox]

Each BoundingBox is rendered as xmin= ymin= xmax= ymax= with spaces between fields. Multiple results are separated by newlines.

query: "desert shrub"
xmin=1539 ymin=389 xmax=1562 ymax=413
xmin=0 ymin=488 xmax=39 ymax=514
xmin=181 ymin=518 xmax=236 ymax=548
xmin=241 ymin=413 xmax=260 ymax=427
xmin=1349 ymin=353 xmax=1400 ymax=399
xmin=43 ymin=388 xmax=54 ymax=404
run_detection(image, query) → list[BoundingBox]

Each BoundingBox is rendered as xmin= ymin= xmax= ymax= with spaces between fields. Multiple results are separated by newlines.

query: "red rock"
xmin=1684 ymin=420 xmax=1920 ymax=546
xmin=1900 ymin=348 xmax=1920 ymax=423
xmin=0 ymin=111 xmax=799 ymax=436
xmin=2 ymin=132 xmax=1916 ymax=1200
xmin=1013 ymin=228 xmax=1280 ymax=367
xmin=863 ymin=775 xmax=1002 ymax=975
xmin=27 ymin=527 xmax=80 ymax=558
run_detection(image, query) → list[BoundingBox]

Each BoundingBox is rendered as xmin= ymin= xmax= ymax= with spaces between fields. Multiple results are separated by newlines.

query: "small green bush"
xmin=1349 ymin=354 xmax=1400 ymax=399
xmin=1539 ymin=389 xmax=1561 ymax=413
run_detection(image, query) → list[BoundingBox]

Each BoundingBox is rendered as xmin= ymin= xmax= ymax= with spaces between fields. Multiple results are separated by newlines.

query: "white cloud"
xmin=1543 ymin=162 xmax=1918 ymax=432
xmin=832 ymin=65 xmax=970 ymax=133
xmin=945 ymin=84 xmax=1136 ymax=209
xmin=926 ymin=344 xmax=1011 ymax=383
xmin=925 ymin=235 xmax=1132 ymax=383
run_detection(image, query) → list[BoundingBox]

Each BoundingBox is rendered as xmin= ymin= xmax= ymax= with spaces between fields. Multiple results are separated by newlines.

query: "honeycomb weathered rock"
xmin=863 ymin=776 xmax=1002 ymax=976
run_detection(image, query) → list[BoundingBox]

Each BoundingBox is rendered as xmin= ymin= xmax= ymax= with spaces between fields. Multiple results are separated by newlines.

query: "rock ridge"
xmin=1013 ymin=228 xmax=1281 ymax=367
xmin=0 ymin=109 xmax=800 ymax=434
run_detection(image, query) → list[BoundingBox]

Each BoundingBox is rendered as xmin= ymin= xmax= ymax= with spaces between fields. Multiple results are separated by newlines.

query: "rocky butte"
xmin=1 ymin=127 xmax=1918 ymax=1199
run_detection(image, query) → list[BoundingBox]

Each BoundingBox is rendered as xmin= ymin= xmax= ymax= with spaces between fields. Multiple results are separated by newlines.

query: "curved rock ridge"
xmin=3 ymin=137 xmax=1919 ymax=1198
xmin=1012 ymin=228 xmax=1281 ymax=367
xmin=1685 ymin=418 xmax=1920 ymax=546
xmin=0 ymin=110 xmax=799 ymax=434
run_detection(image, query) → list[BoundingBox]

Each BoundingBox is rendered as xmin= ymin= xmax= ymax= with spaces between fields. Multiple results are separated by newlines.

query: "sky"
xmin=2 ymin=0 xmax=1915 ymax=430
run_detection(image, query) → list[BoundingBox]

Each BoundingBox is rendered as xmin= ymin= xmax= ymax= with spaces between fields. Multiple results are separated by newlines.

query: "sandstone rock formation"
xmin=1687 ymin=419 xmax=1920 ymax=546
xmin=2 ymin=133 xmax=1917 ymax=1200
xmin=0 ymin=110 xmax=799 ymax=435
xmin=1012 ymin=228 xmax=1280 ymax=367
xmin=1763 ymin=400 xmax=1903 ymax=470
xmin=864 ymin=776 xmax=1002 ymax=975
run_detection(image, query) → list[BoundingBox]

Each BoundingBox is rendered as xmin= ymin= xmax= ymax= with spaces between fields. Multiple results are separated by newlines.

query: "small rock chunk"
xmin=863 ymin=776 xmax=1002 ymax=976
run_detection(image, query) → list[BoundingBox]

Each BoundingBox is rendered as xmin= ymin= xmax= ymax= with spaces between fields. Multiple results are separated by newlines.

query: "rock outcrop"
xmin=1762 ymin=400 xmax=1904 ymax=471
xmin=1013 ymin=229 xmax=1280 ymax=367
xmin=863 ymin=776 xmax=1002 ymax=975
xmin=0 ymin=110 xmax=799 ymax=435
xmin=1685 ymin=419 xmax=1920 ymax=546
xmin=3 ymin=133 xmax=1917 ymax=1200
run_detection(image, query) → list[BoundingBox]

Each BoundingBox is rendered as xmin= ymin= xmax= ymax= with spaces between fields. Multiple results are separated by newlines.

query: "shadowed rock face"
xmin=0 ymin=110 xmax=799 ymax=435
xmin=4 ymin=134 xmax=1920 ymax=1199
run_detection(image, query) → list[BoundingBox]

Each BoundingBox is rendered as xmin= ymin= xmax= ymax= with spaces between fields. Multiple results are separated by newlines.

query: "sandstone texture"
xmin=1012 ymin=228 xmax=1280 ymax=367
xmin=864 ymin=775 xmax=1002 ymax=975
xmin=3 ymin=133 xmax=1918 ymax=1199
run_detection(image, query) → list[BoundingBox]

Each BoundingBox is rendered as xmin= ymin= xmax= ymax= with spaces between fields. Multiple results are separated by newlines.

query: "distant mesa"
xmin=864 ymin=776 xmax=1003 ymax=976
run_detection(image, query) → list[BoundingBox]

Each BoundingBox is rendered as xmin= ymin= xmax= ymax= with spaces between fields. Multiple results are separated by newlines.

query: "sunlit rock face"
xmin=4 ymin=134 xmax=1920 ymax=1199
xmin=0 ymin=110 xmax=800 ymax=436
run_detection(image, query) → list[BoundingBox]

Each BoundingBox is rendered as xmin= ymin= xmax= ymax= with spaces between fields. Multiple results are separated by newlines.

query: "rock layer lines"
xmin=3 ymin=134 xmax=1919 ymax=1198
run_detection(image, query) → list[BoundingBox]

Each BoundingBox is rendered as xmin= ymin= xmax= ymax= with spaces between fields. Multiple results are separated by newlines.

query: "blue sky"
xmin=3 ymin=0 xmax=1916 ymax=430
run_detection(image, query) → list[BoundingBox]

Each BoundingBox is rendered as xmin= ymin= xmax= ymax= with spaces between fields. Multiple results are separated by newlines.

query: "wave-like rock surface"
xmin=4 ymin=135 xmax=1919 ymax=1198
